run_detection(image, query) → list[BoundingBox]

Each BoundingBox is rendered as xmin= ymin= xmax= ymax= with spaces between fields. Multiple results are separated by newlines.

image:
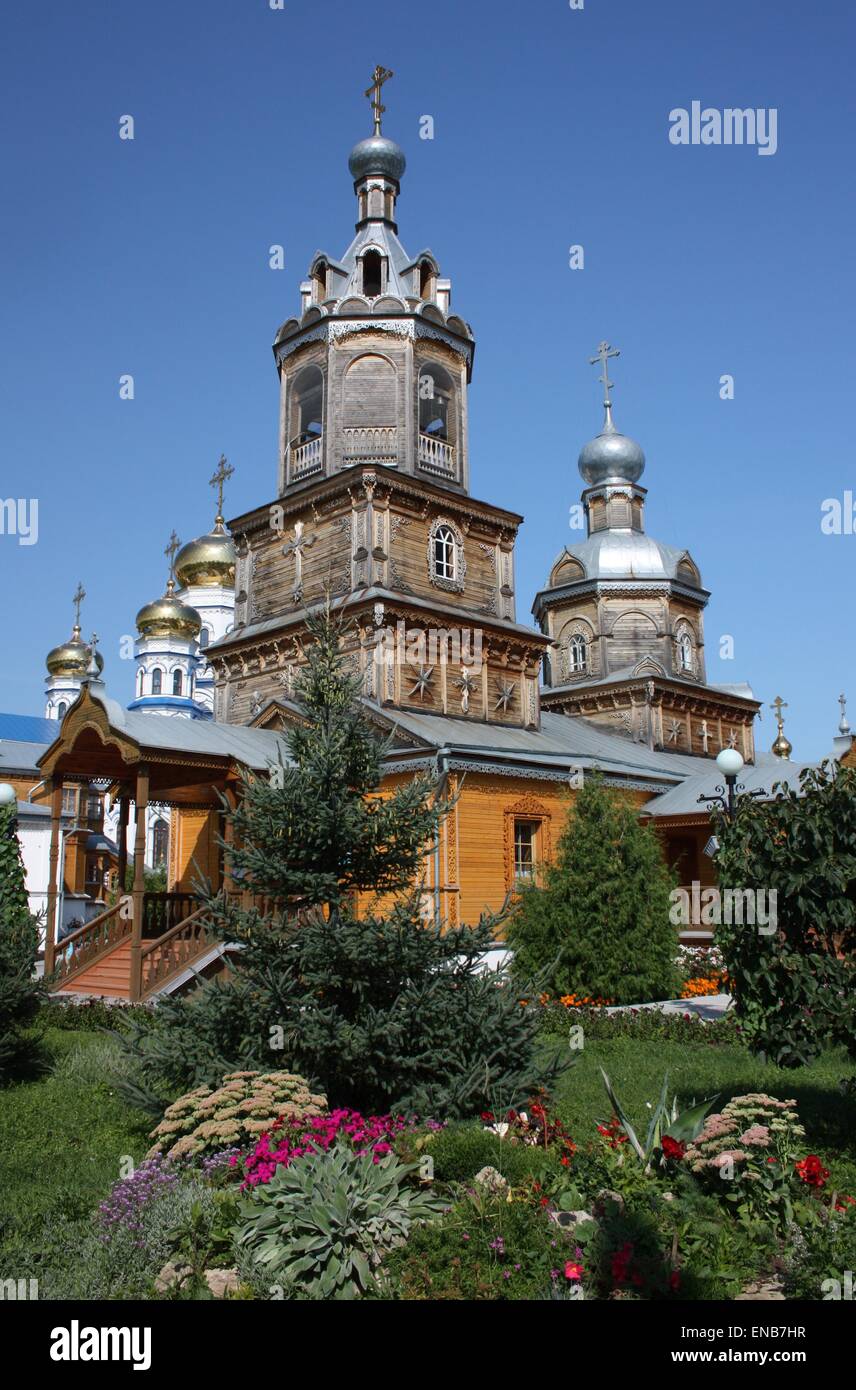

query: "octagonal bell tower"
xmin=272 ymin=68 xmax=475 ymax=497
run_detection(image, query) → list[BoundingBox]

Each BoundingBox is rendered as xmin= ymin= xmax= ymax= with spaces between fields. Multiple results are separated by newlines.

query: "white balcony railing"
xmin=342 ymin=425 xmax=398 ymax=465
xmin=289 ymin=434 xmax=323 ymax=478
xmin=418 ymin=432 xmax=455 ymax=473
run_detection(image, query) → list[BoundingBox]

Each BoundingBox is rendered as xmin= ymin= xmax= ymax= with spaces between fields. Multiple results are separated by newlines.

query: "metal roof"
xmin=0 ymin=740 xmax=47 ymax=775
xmin=0 ymin=712 xmax=57 ymax=743
xmin=374 ymin=705 xmax=712 ymax=784
xmin=643 ymin=753 xmax=817 ymax=818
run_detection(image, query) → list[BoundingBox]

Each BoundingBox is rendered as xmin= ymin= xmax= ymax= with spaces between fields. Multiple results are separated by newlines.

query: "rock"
xmin=734 ymin=1277 xmax=785 ymax=1301
xmin=473 ymin=1165 xmax=508 ymax=1194
xmin=154 ymin=1261 xmax=192 ymax=1293
xmin=594 ymin=1188 xmax=625 ymax=1216
xmin=204 ymin=1267 xmax=240 ymax=1298
xmin=550 ymin=1209 xmax=597 ymax=1232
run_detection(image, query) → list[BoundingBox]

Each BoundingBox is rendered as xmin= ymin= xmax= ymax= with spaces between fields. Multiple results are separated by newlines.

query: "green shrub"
xmin=507 ymin=776 xmax=679 ymax=1006
xmin=783 ymin=1207 xmax=856 ymax=1300
xmin=147 ymin=1070 xmax=326 ymax=1160
xmin=235 ymin=1145 xmax=443 ymax=1299
xmin=386 ymin=1191 xmax=583 ymax=1301
xmin=0 ymin=804 xmax=44 ymax=1080
xmin=424 ymin=1122 xmax=564 ymax=1187
xmin=538 ymin=1002 xmax=741 ymax=1046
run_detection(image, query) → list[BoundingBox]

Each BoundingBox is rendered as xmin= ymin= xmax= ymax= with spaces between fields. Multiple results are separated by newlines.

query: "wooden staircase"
xmin=52 ymin=893 xmax=216 ymax=1001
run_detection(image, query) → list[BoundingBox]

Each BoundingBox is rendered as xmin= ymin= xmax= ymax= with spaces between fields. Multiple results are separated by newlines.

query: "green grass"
xmin=0 ymin=1027 xmax=150 ymax=1276
xmin=551 ymin=1033 xmax=856 ymax=1190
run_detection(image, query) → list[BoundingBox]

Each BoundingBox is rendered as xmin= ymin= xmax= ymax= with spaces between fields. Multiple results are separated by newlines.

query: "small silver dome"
xmin=578 ymin=421 xmax=646 ymax=487
xmin=348 ymin=135 xmax=406 ymax=183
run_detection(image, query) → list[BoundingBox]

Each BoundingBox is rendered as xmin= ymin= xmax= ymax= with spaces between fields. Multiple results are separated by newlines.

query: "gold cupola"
xmin=136 ymin=578 xmax=202 ymax=641
xmin=174 ymin=520 xmax=236 ymax=590
xmin=46 ymin=623 xmax=103 ymax=677
xmin=770 ymin=695 xmax=793 ymax=761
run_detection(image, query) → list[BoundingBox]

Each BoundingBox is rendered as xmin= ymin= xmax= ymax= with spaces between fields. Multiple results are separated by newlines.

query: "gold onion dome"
xmin=46 ymin=624 xmax=103 ymax=677
xmin=772 ymin=728 xmax=793 ymax=760
xmin=174 ymin=519 xmax=236 ymax=589
xmin=136 ymin=580 xmax=201 ymax=640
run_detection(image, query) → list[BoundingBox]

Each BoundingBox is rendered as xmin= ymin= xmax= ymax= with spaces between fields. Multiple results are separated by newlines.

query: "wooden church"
xmin=37 ymin=70 xmax=786 ymax=1003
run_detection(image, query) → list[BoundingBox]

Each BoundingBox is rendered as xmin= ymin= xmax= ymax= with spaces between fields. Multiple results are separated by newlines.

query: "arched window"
xmin=151 ymin=668 xmax=162 ymax=695
xmin=568 ymin=634 xmax=588 ymax=673
xmin=57 ymin=702 xmax=67 ymax=718
xmin=679 ymin=632 xmax=694 ymax=672
xmin=291 ymin=365 xmax=323 ymax=448
xmin=199 ymin=627 xmax=210 ymax=650
xmin=152 ymin=819 xmax=169 ymax=868
xmin=419 ymin=260 xmax=434 ymax=301
xmin=419 ymin=364 xmax=454 ymax=442
xmin=172 ymin=669 xmax=183 ymax=696
xmin=361 ymin=249 xmax=384 ymax=298
xmin=432 ymin=524 xmax=456 ymax=581
xmin=313 ymin=260 xmax=328 ymax=302
xmin=137 ymin=668 xmax=144 ymax=697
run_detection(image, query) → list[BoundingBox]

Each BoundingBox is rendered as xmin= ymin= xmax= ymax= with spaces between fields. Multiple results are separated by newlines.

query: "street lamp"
xmin=698 ymin=748 xmax=765 ymax=821
xmin=0 ymin=783 xmax=17 ymax=808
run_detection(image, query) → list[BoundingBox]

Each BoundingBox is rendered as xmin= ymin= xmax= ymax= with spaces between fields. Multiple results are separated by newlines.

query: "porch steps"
xmin=54 ymin=937 xmax=133 ymax=999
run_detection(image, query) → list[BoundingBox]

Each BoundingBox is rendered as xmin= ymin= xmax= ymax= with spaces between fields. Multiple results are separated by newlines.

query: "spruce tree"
xmin=507 ymin=775 xmax=679 ymax=1005
xmin=0 ymin=802 xmax=43 ymax=1079
xmin=119 ymin=610 xmax=567 ymax=1117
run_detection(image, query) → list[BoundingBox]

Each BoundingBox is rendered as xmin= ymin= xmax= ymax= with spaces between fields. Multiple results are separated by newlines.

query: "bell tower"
xmin=210 ymin=72 xmax=550 ymax=731
xmin=272 ymin=70 xmax=474 ymax=496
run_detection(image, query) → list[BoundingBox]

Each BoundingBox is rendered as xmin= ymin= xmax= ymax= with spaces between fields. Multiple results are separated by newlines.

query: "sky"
xmin=1 ymin=0 xmax=854 ymax=761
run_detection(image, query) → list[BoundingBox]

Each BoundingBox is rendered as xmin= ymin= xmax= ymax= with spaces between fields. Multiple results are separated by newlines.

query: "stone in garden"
xmin=551 ymin=1209 xmax=597 ymax=1232
xmin=473 ymin=1165 xmax=508 ymax=1194
xmin=734 ymin=1277 xmax=785 ymax=1301
xmin=204 ymin=1267 xmax=240 ymax=1298
xmin=594 ymin=1188 xmax=625 ymax=1215
xmin=154 ymin=1261 xmax=192 ymax=1293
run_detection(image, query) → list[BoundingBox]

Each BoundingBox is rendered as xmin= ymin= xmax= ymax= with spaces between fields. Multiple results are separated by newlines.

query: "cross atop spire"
xmin=209 ymin=454 xmax=234 ymax=525
xmin=72 ymin=581 xmax=86 ymax=631
xmin=771 ymin=695 xmax=788 ymax=723
xmin=164 ymin=530 xmax=181 ymax=579
xmin=839 ymin=692 xmax=850 ymax=736
xmin=589 ymin=341 xmax=621 ymax=429
xmin=365 ymin=65 xmax=394 ymax=136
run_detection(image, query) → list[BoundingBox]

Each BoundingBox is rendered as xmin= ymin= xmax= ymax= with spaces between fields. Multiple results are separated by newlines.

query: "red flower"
xmin=480 ymin=1111 xmax=494 ymax=1123
xmin=795 ymin=1154 xmax=830 ymax=1189
xmin=611 ymin=1241 xmax=634 ymax=1284
xmin=661 ymin=1135 xmax=686 ymax=1161
xmin=669 ymin=1269 xmax=681 ymax=1293
xmin=560 ymin=1156 xmax=570 ymax=1167
xmin=564 ymin=1261 xmax=584 ymax=1281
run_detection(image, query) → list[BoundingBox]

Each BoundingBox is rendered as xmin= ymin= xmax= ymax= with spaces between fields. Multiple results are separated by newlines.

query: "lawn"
xmin=0 ymin=1026 xmax=150 ymax=1290
xmin=552 ymin=1030 xmax=856 ymax=1192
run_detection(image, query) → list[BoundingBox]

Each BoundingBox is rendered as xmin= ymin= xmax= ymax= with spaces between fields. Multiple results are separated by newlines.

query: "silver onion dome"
xmin=578 ymin=415 xmax=646 ymax=487
xmin=348 ymin=134 xmax=406 ymax=183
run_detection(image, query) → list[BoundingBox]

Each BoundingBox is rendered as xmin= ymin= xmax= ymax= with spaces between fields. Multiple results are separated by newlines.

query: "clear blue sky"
xmin=1 ymin=0 xmax=853 ymax=760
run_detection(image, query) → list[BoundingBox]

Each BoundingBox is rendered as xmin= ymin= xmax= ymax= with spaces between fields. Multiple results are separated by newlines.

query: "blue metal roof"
xmin=0 ymin=712 xmax=57 ymax=744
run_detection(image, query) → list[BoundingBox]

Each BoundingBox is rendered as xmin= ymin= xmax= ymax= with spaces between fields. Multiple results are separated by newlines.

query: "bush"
xmin=235 ymin=1145 xmax=444 ymax=1299
xmin=386 ymin=1190 xmax=585 ymax=1301
xmin=147 ymin=1070 xmax=327 ymax=1160
xmin=507 ymin=776 xmax=679 ymax=1006
xmin=784 ymin=1207 xmax=856 ymax=1300
xmin=715 ymin=761 xmax=856 ymax=1067
xmin=0 ymin=804 xmax=43 ymax=1079
xmin=424 ymin=1121 xmax=567 ymax=1187
xmin=537 ymin=1001 xmax=741 ymax=1046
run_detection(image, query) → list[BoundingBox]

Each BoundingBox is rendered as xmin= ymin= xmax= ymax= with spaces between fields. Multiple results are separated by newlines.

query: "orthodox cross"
xmin=210 ymin=454 xmax=234 ymax=521
xmin=72 ymin=582 xmax=86 ymax=630
xmin=365 ymin=65 xmax=394 ymax=136
xmin=282 ymin=520 xmax=317 ymax=601
xmin=456 ymin=668 xmax=478 ymax=714
xmin=839 ymin=692 xmax=850 ymax=735
xmin=700 ymin=719 xmax=710 ymax=754
xmin=770 ymin=695 xmax=788 ymax=728
xmin=589 ymin=340 xmax=620 ymax=410
xmin=408 ymin=666 xmax=435 ymax=702
xmin=494 ymin=680 xmax=516 ymax=713
xmin=164 ymin=530 xmax=181 ymax=580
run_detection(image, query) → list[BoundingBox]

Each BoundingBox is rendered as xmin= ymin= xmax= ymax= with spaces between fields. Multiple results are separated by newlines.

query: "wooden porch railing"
xmin=141 ymin=891 xmax=200 ymax=939
xmin=139 ymin=905 xmax=214 ymax=999
xmin=52 ymin=900 xmax=132 ymax=988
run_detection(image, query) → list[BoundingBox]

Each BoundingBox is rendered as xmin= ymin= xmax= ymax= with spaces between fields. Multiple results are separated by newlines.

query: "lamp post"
xmin=698 ymin=748 xmax=765 ymax=821
xmin=0 ymin=782 xmax=17 ymax=821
